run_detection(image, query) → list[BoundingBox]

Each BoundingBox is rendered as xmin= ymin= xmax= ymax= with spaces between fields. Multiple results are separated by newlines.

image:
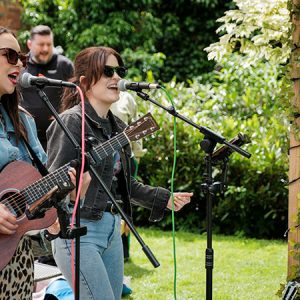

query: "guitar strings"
xmin=1 ymin=164 xmax=70 ymax=214
xmin=0 ymin=117 xmax=155 ymax=215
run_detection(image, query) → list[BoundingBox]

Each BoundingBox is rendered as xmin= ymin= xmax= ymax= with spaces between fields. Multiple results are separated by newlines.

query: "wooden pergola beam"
xmin=288 ymin=0 xmax=300 ymax=278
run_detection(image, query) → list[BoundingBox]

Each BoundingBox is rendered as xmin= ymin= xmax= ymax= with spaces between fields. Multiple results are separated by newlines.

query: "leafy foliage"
xmin=204 ymin=0 xmax=291 ymax=66
xmin=19 ymin=0 xmax=233 ymax=82
xmin=136 ymin=55 xmax=288 ymax=239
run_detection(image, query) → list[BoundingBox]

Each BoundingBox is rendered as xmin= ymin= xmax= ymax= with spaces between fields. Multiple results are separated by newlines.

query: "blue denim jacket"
xmin=0 ymin=103 xmax=47 ymax=171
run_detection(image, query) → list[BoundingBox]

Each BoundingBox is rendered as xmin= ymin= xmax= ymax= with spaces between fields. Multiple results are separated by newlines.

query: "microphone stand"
xmin=35 ymin=87 xmax=160 ymax=299
xmin=135 ymin=90 xmax=251 ymax=300
xmin=36 ymin=88 xmax=86 ymax=300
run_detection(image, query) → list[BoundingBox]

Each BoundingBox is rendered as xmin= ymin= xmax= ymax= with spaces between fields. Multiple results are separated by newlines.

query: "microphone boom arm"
xmin=135 ymin=91 xmax=251 ymax=159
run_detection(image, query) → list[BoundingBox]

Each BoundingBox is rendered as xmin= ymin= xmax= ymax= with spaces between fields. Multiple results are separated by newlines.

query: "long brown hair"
xmin=0 ymin=27 xmax=27 ymax=142
xmin=61 ymin=46 xmax=124 ymax=111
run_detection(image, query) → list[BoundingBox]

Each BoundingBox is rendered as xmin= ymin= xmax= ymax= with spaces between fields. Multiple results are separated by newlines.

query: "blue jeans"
xmin=52 ymin=213 xmax=123 ymax=300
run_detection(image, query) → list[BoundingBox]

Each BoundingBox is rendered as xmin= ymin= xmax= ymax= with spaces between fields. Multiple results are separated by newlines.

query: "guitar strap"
xmin=22 ymin=138 xmax=49 ymax=176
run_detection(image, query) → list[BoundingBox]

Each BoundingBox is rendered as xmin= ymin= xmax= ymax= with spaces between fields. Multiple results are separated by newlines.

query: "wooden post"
xmin=288 ymin=0 xmax=300 ymax=278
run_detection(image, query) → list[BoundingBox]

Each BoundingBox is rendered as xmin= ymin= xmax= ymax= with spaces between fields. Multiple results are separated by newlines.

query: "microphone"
xmin=117 ymin=79 xmax=160 ymax=91
xmin=212 ymin=133 xmax=251 ymax=161
xmin=19 ymin=72 xmax=77 ymax=88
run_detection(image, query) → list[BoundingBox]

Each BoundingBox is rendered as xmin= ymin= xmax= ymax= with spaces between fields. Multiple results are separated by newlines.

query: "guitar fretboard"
xmin=15 ymin=132 xmax=130 ymax=209
xmin=21 ymin=164 xmax=70 ymax=205
xmin=89 ymin=131 xmax=130 ymax=163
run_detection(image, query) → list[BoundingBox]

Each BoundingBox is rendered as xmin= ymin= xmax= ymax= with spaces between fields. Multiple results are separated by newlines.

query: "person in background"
xmin=46 ymin=46 xmax=193 ymax=300
xmin=110 ymin=91 xmax=145 ymax=168
xmin=0 ymin=26 xmax=90 ymax=300
xmin=20 ymin=25 xmax=74 ymax=150
xmin=111 ymin=92 xmax=145 ymax=296
xmin=110 ymin=92 xmax=145 ymax=261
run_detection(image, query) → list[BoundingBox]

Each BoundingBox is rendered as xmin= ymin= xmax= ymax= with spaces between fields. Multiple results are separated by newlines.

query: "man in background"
xmin=21 ymin=25 xmax=74 ymax=150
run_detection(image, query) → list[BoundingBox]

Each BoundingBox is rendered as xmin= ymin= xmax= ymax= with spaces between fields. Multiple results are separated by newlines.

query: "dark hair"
xmin=61 ymin=46 xmax=125 ymax=111
xmin=0 ymin=26 xmax=26 ymax=142
xmin=30 ymin=25 xmax=52 ymax=39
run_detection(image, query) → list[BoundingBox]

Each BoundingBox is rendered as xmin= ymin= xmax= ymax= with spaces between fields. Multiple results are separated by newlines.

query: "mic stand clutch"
xmin=135 ymin=90 xmax=251 ymax=300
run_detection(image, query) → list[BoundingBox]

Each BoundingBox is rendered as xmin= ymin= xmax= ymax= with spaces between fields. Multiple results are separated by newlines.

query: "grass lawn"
xmin=124 ymin=228 xmax=287 ymax=300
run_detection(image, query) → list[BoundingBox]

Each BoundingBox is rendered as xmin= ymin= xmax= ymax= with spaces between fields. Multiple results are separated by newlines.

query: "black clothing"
xmin=20 ymin=52 xmax=74 ymax=148
xmin=46 ymin=101 xmax=170 ymax=222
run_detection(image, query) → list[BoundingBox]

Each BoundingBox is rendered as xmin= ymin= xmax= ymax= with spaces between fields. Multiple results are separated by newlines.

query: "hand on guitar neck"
xmin=68 ymin=167 xmax=91 ymax=202
xmin=47 ymin=168 xmax=91 ymax=236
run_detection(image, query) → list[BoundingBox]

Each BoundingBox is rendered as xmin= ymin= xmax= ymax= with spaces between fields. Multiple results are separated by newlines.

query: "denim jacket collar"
xmin=0 ymin=103 xmax=47 ymax=171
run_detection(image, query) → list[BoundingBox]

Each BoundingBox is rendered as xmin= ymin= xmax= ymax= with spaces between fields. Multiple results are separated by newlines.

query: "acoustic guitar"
xmin=0 ymin=112 xmax=159 ymax=271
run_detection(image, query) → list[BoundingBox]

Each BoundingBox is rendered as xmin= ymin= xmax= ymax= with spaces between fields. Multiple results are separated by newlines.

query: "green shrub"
xmin=135 ymin=55 xmax=288 ymax=239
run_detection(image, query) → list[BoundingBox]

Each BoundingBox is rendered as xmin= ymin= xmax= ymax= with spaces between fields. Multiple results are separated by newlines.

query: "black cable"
xmin=289 ymin=177 xmax=300 ymax=185
xmin=284 ymin=224 xmax=300 ymax=238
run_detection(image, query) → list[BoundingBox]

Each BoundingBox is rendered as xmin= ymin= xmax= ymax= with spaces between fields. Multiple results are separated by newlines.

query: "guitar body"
xmin=0 ymin=160 xmax=57 ymax=271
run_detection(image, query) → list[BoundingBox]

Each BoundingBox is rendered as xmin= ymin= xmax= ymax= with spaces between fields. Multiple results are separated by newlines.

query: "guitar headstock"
xmin=125 ymin=112 xmax=160 ymax=142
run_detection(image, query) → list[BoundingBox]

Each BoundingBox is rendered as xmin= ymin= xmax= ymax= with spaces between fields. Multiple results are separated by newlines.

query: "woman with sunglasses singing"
xmin=46 ymin=46 xmax=193 ymax=300
xmin=0 ymin=27 xmax=45 ymax=299
xmin=0 ymin=27 xmax=90 ymax=299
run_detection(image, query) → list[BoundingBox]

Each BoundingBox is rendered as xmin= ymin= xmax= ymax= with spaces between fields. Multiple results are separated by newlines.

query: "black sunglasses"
xmin=103 ymin=65 xmax=127 ymax=78
xmin=0 ymin=48 xmax=27 ymax=67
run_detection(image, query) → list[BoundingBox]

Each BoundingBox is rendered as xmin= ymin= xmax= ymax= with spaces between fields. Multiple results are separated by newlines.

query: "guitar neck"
xmin=90 ymin=131 xmax=130 ymax=162
xmin=22 ymin=133 xmax=129 ymax=205
xmin=22 ymin=164 xmax=70 ymax=206
xmin=20 ymin=133 xmax=129 ymax=206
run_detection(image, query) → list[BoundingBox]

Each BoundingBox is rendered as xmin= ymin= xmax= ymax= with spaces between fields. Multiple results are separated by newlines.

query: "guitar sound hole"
xmin=1 ymin=192 xmax=26 ymax=217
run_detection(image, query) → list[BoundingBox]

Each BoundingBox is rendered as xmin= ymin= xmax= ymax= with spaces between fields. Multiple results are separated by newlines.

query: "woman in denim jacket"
xmin=46 ymin=46 xmax=193 ymax=300
xmin=0 ymin=27 xmax=47 ymax=299
xmin=0 ymin=27 xmax=90 ymax=300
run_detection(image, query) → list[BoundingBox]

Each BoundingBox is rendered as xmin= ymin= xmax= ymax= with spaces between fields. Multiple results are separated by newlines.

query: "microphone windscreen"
xmin=117 ymin=79 xmax=129 ymax=91
xmin=19 ymin=72 xmax=32 ymax=88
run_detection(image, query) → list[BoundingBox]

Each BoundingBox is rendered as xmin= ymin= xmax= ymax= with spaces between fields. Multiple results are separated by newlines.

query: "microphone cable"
xmin=160 ymin=86 xmax=178 ymax=300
